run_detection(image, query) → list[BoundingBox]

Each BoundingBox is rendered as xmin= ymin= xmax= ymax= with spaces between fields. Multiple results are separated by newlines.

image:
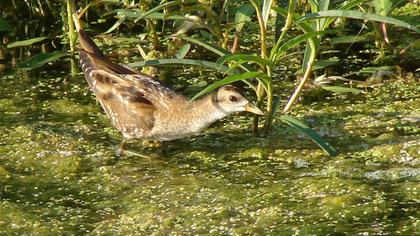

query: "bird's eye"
xmin=229 ymin=95 xmax=238 ymax=102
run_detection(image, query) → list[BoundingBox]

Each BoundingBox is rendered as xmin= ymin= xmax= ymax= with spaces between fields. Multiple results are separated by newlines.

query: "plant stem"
xmin=283 ymin=59 xmax=314 ymax=112
xmin=66 ymin=0 xmax=76 ymax=76
xmin=263 ymin=0 xmax=294 ymax=132
xmin=147 ymin=20 xmax=159 ymax=50
xmin=250 ymin=0 xmax=267 ymax=60
xmin=278 ymin=0 xmax=294 ymax=44
xmin=250 ymin=0 xmax=269 ymax=135
xmin=263 ymin=68 xmax=273 ymax=133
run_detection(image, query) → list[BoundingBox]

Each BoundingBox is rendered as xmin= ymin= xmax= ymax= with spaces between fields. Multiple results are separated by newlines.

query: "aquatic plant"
xmin=1 ymin=0 xmax=418 ymax=156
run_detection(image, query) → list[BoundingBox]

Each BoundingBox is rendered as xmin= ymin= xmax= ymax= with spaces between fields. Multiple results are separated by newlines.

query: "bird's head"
xmin=213 ymin=85 xmax=264 ymax=116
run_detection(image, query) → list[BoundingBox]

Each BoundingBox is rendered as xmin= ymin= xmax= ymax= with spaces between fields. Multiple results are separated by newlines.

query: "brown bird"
xmin=72 ymin=13 xmax=264 ymax=155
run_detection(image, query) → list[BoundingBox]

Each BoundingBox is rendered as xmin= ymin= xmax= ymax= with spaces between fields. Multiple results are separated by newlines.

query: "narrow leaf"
xmin=19 ymin=51 xmax=68 ymax=70
xmin=235 ymin=3 xmax=255 ymax=32
xmin=298 ymin=10 xmax=420 ymax=33
xmin=175 ymin=44 xmax=191 ymax=59
xmin=135 ymin=0 xmax=195 ymax=22
xmin=322 ymin=86 xmax=363 ymax=94
xmin=279 ymin=115 xmax=337 ymax=157
xmin=318 ymin=0 xmax=330 ymax=29
xmin=103 ymin=16 xmax=126 ymax=34
xmin=272 ymin=31 xmax=328 ymax=60
xmin=329 ymin=35 xmax=368 ymax=44
xmin=262 ymin=0 xmax=274 ymax=29
xmin=190 ymin=72 xmax=266 ymax=101
xmin=217 ymin=54 xmax=273 ymax=67
xmin=7 ymin=37 xmax=48 ymax=48
xmin=128 ymin=58 xmax=238 ymax=75
xmin=295 ymin=58 xmax=339 ymax=74
xmin=339 ymin=0 xmax=367 ymax=11
xmin=117 ymin=8 xmax=205 ymax=27
xmin=179 ymin=36 xmax=230 ymax=56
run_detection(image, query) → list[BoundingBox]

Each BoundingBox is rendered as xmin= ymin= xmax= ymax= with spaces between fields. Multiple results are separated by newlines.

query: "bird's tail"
xmin=72 ymin=12 xmax=139 ymax=76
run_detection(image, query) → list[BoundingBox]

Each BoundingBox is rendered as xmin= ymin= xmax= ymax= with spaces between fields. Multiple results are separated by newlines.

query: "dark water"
xmin=0 ymin=69 xmax=419 ymax=235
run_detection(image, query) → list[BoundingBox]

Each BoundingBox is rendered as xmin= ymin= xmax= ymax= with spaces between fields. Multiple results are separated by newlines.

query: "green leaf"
xmin=272 ymin=31 xmax=328 ymax=60
xmin=318 ymin=0 xmax=330 ymax=29
xmin=0 ymin=18 xmax=12 ymax=31
xmin=374 ymin=0 xmax=392 ymax=16
xmin=298 ymin=10 xmax=420 ymax=33
xmin=329 ymin=35 xmax=368 ymax=44
xmin=217 ymin=53 xmax=273 ymax=68
xmin=346 ymin=65 xmax=394 ymax=75
xmin=179 ymin=36 xmax=230 ymax=57
xmin=235 ymin=3 xmax=255 ymax=32
xmin=279 ymin=115 xmax=337 ymax=157
xmin=99 ymin=0 xmax=120 ymax=3
xmin=322 ymin=86 xmax=363 ymax=94
xmin=272 ymin=96 xmax=282 ymax=116
xmin=19 ymin=51 xmax=68 ymax=70
xmin=117 ymin=9 xmax=204 ymax=24
xmin=339 ymin=0 xmax=367 ymax=11
xmin=7 ymin=37 xmax=48 ymax=48
xmin=262 ymin=0 xmax=274 ymax=29
xmin=295 ymin=58 xmax=339 ymax=74
xmin=190 ymin=72 xmax=266 ymax=101
xmin=103 ymin=16 xmax=126 ymax=34
xmin=128 ymin=58 xmax=238 ymax=75
xmin=175 ymin=44 xmax=191 ymax=59
xmin=177 ymin=36 xmax=256 ymax=90
xmin=135 ymin=0 xmax=195 ymax=22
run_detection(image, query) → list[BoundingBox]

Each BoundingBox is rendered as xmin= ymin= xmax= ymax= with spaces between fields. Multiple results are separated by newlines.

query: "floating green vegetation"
xmin=0 ymin=69 xmax=419 ymax=234
xmin=0 ymin=0 xmax=419 ymax=234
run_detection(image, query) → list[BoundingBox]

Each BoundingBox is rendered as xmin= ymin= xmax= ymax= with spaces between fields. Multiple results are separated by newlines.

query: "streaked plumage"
xmin=72 ymin=13 xmax=264 ymax=150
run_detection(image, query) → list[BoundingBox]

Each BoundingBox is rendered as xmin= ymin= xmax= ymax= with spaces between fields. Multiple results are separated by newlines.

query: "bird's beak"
xmin=244 ymin=103 xmax=265 ymax=115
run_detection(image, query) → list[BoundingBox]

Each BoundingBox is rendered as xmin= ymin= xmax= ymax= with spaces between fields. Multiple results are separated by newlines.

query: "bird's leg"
xmin=117 ymin=138 xmax=127 ymax=156
xmin=116 ymin=138 xmax=152 ymax=158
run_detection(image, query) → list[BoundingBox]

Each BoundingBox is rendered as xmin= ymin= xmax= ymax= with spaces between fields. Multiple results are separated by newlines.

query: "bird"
xmin=72 ymin=13 xmax=264 ymax=155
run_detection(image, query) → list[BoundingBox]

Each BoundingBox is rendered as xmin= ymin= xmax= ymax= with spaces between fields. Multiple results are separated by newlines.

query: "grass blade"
xmin=272 ymin=30 xmax=327 ymax=60
xmin=135 ymin=0 xmax=195 ymax=22
xmin=322 ymin=86 xmax=363 ymax=94
xmin=103 ymin=16 xmax=126 ymax=34
xmin=217 ymin=54 xmax=273 ymax=67
xmin=235 ymin=3 xmax=255 ymax=32
xmin=279 ymin=115 xmax=337 ymax=156
xmin=179 ymin=36 xmax=230 ymax=57
xmin=7 ymin=37 xmax=48 ymax=48
xmin=175 ymin=44 xmax=191 ymax=59
xmin=298 ymin=10 xmax=420 ymax=33
xmin=190 ymin=72 xmax=266 ymax=101
xmin=19 ymin=51 xmax=68 ymax=70
xmin=128 ymin=58 xmax=238 ymax=75
xmin=262 ymin=0 xmax=274 ymax=29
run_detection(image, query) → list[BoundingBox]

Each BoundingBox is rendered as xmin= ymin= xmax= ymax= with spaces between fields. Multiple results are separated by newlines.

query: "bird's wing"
xmin=120 ymin=74 xmax=184 ymax=110
xmin=89 ymin=69 xmax=156 ymax=132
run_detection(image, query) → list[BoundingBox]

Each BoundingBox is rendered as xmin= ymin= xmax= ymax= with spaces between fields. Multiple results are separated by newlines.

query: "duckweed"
xmin=0 ymin=70 xmax=419 ymax=235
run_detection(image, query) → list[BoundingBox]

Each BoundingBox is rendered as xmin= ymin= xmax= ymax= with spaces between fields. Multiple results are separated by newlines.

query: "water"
xmin=0 ymin=69 xmax=419 ymax=235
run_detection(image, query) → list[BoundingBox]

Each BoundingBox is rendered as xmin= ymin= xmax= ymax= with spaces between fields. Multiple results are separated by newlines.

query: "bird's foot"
xmin=115 ymin=139 xmax=149 ymax=159
xmin=142 ymin=140 xmax=162 ymax=148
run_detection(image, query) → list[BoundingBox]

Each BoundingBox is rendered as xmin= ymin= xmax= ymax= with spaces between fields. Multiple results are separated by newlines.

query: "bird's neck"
xmin=187 ymin=93 xmax=228 ymax=129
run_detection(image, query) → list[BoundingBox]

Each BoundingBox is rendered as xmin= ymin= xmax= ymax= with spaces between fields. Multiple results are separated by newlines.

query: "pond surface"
xmin=0 ymin=69 xmax=419 ymax=235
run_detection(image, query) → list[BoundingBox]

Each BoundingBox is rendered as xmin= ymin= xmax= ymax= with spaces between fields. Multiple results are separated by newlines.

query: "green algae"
xmin=0 ymin=70 xmax=419 ymax=235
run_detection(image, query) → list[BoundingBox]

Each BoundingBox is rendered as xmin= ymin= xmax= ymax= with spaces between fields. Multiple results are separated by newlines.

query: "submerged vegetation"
xmin=0 ymin=0 xmax=419 ymax=234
